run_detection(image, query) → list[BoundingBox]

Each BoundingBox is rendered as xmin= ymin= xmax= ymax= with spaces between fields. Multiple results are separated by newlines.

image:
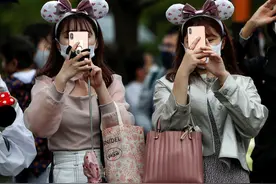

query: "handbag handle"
xmin=156 ymin=114 xmax=196 ymax=132
xmin=155 ymin=115 xmax=197 ymax=140
xmin=113 ymin=102 xmax=123 ymax=126
xmin=100 ymin=101 xmax=124 ymax=131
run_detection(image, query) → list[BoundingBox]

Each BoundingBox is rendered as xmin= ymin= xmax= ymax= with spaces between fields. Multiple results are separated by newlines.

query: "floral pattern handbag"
xmin=101 ymin=102 xmax=145 ymax=183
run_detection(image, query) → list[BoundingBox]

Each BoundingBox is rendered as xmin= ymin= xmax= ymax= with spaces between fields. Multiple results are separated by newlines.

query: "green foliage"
xmin=141 ymin=0 xmax=202 ymax=41
xmin=0 ymin=0 xmax=43 ymax=35
xmin=0 ymin=0 xmax=270 ymax=57
xmin=0 ymin=0 xmax=80 ymax=36
xmin=139 ymin=0 xmax=198 ymax=55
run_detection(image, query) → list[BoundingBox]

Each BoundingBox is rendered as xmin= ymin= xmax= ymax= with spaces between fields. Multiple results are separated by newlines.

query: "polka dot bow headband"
xmin=41 ymin=0 xmax=109 ymax=35
xmin=0 ymin=92 xmax=16 ymax=107
xmin=166 ymin=0 xmax=234 ymax=34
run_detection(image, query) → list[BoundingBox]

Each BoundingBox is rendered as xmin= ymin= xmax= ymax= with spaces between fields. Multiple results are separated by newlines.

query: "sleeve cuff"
xmin=212 ymin=75 xmax=238 ymax=99
xmin=99 ymin=101 xmax=116 ymax=115
xmin=168 ymin=93 xmax=190 ymax=113
xmin=239 ymin=29 xmax=252 ymax=47
xmin=48 ymin=83 xmax=64 ymax=102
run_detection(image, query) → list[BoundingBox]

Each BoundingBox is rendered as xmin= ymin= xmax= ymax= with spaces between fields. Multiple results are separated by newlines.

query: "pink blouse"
xmin=24 ymin=74 xmax=134 ymax=151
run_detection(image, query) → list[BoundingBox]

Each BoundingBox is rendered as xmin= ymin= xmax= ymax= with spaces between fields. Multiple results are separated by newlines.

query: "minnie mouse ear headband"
xmin=166 ymin=0 xmax=234 ymax=35
xmin=41 ymin=0 xmax=109 ymax=37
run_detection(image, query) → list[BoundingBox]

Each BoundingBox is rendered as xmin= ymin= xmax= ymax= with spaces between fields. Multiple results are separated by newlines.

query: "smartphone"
xmin=187 ymin=26 xmax=206 ymax=62
xmin=69 ymin=31 xmax=89 ymax=59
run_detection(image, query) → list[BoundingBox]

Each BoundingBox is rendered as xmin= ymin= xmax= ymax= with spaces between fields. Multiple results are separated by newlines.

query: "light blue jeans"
xmin=47 ymin=149 xmax=103 ymax=183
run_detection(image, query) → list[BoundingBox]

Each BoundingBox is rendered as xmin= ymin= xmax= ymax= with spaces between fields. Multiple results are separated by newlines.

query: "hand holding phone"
xmin=69 ymin=31 xmax=89 ymax=61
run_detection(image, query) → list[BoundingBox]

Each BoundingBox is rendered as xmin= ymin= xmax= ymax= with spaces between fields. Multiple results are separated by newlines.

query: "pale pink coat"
xmin=24 ymin=74 xmax=134 ymax=151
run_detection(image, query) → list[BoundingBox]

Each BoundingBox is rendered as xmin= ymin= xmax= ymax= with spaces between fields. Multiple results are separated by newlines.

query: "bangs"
xmin=182 ymin=17 xmax=223 ymax=37
xmin=62 ymin=17 xmax=93 ymax=34
xmin=57 ymin=14 xmax=98 ymax=38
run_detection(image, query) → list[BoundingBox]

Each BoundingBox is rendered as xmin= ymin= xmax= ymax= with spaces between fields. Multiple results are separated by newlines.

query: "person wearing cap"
xmin=238 ymin=0 xmax=276 ymax=182
xmin=152 ymin=0 xmax=268 ymax=183
xmin=23 ymin=0 xmax=134 ymax=183
xmin=0 ymin=76 xmax=36 ymax=180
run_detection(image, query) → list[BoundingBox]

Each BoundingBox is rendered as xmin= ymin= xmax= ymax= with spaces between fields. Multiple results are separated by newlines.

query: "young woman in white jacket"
xmin=152 ymin=0 xmax=268 ymax=183
xmin=0 ymin=76 xmax=36 ymax=178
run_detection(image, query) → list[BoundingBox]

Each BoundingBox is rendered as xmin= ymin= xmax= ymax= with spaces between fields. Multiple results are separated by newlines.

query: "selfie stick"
xmin=88 ymin=78 xmax=94 ymax=151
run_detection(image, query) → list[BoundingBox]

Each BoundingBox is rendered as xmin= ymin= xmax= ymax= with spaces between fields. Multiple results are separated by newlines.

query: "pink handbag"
xmin=143 ymin=118 xmax=204 ymax=183
xmin=102 ymin=102 xmax=145 ymax=183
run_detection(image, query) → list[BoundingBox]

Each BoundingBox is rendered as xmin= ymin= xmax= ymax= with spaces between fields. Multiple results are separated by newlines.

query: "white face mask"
xmin=57 ymin=40 xmax=96 ymax=60
xmin=89 ymin=45 xmax=95 ymax=58
xmin=198 ymin=41 xmax=222 ymax=69
xmin=34 ymin=50 xmax=50 ymax=69
xmin=210 ymin=41 xmax=222 ymax=57
xmin=58 ymin=42 xmax=68 ymax=59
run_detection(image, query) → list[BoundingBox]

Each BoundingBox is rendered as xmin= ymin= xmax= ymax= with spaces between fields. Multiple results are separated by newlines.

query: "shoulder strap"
xmin=97 ymin=99 xmax=105 ymax=168
xmin=88 ymin=80 xmax=94 ymax=150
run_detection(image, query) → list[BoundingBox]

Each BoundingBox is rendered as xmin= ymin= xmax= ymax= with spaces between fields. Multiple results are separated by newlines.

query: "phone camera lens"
xmin=189 ymin=28 xmax=192 ymax=34
xmin=70 ymin=33 xmax=73 ymax=40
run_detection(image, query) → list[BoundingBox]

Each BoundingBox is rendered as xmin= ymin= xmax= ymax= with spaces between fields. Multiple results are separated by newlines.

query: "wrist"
xmin=95 ymin=81 xmax=106 ymax=93
xmin=56 ymin=73 xmax=68 ymax=84
xmin=241 ymin=20 xmax=258 ymax=38
xmin=54 ymin=74 xmax=67 ymax=92
xmin=177 ymin=66 xmax=191 ymax=78
xmin=95 ymin=82 xmax=113 ymax=105
xmin=217 ymin=71 xmax=229 ymax=85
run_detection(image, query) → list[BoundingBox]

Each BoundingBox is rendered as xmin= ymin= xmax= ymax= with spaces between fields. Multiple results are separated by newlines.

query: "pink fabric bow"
xmin=83 ymin=151 xmax=102 ymax=183
xmin=182 ymin=0 xmax=219 ymax=20
xmin=56 ymin=0 xmax=94 ymax=17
